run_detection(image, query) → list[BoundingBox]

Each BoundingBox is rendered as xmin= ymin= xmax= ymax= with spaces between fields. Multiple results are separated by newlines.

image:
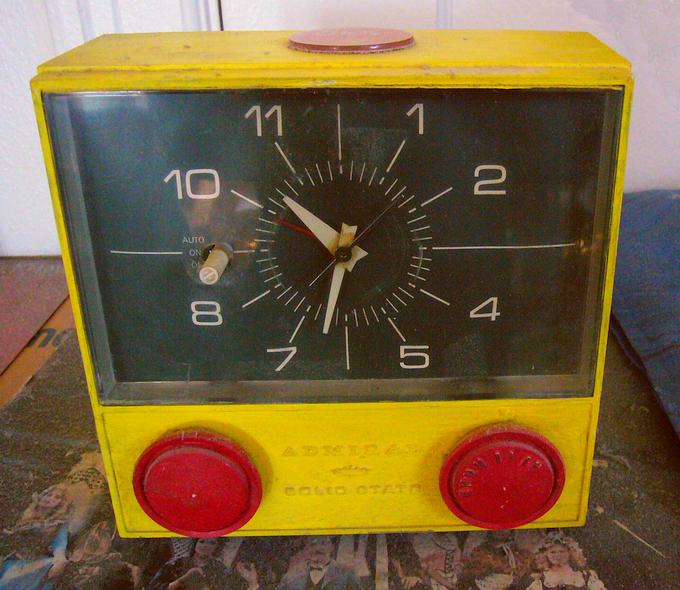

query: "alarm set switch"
xmin=199 ymin=244 xmax=232 ymax=285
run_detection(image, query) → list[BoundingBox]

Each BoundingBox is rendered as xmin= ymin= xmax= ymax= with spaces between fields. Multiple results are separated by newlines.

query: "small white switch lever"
xmin=199 ymin=245 xmax=231 ymax=285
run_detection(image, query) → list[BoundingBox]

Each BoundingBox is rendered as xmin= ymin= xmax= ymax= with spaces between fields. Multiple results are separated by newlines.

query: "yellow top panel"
xmin=38 ymin=30 xmax=630 ymax=77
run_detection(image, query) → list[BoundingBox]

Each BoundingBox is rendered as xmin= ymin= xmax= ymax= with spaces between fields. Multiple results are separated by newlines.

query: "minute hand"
xmin=349 ymin=193 xmax=404 ymax=247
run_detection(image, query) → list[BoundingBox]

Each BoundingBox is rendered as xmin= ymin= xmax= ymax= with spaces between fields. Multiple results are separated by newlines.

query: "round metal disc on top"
xmin=288 ymin=28 xmax=414 ymax=54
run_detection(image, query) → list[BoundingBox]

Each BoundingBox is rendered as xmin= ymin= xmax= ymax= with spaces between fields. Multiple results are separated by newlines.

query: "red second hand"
xmin=272 ymin=217 xmax=316 ymax=239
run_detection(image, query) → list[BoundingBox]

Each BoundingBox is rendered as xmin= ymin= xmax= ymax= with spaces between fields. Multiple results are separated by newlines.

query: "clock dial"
xmin=45 ymin=88 xmax=622 ymax=402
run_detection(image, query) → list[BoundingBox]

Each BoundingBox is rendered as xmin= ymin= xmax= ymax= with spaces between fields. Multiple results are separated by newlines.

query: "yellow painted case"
xmin=31 ymin=30 xmax=632 ymax=537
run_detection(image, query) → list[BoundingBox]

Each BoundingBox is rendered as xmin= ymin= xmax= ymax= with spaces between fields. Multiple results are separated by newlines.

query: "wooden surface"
xmin=0 ymin=298 xmax=74 ymax=407
xmin=0 ymin=258 xmax=68 ymax=374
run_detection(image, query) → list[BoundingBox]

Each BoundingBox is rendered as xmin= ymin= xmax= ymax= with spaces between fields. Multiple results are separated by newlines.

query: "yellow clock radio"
xmin=31 ymin=28 xmax=632 ymax=537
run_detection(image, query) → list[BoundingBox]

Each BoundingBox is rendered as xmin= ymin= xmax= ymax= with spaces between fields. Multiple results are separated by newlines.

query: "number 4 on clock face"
xmin=470 ymin=297 xmax=500 ymax=321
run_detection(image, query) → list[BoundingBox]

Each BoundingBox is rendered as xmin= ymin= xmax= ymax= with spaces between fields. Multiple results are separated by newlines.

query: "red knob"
xmin=133 ymin=432 xmax=262 ymax=537
xmin=439 ymin=425 xmax=565 ymax=529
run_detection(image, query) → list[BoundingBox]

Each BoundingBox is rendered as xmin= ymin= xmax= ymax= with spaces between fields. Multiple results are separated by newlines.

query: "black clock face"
xmin=46 ymin=88 xmax=621 ymax=403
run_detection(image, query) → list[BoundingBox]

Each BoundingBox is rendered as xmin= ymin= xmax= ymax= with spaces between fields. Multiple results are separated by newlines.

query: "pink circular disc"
xmin=289 ymin=28 xmax=414 ymax=54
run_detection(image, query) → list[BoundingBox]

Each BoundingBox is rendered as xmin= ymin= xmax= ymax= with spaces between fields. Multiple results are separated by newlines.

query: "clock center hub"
xmin=335 ymin=245 xmax=353 ymax=263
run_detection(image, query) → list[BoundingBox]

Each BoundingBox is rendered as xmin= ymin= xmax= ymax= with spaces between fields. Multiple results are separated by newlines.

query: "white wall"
xmin=0 ymin=2 xmax=58 ymax=256
xmin=219 ymin=0 xmax=436 ymax=30
xmin=1 ymin=0 xmax=678 ymax=255
xmin=0 ymin=0 xmax=210 ymax=256
xmin=443 ymin=1 xmax=680 ymax=194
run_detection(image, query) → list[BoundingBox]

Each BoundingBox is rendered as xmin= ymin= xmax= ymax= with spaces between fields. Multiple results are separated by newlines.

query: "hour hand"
xmin=283 ymin=196 xmax=338 ymax=254
xmin=323 ymin=222 xmax=358 ymax=334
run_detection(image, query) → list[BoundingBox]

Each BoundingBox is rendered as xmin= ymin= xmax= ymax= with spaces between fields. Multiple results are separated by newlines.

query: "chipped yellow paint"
xmin=32 ymin=30 xmax=632 ymax=537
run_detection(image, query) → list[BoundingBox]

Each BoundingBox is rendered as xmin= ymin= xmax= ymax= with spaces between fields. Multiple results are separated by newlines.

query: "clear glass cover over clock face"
xmin=45 ymin=88 xmax=622 ymax=404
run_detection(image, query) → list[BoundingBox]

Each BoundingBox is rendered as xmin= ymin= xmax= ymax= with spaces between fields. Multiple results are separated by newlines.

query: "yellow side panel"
xmin=101 ymin=398 xmax=594 ymax=537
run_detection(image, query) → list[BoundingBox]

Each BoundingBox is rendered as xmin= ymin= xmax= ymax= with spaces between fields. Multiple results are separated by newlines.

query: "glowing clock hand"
xmin=323 ymin=222 xmax=367 ymax=334
xmin=284 ymin=196 xmax=368 ymax=289
xmin=323 ymin=262 xmax=347 ymax=334
xmin=283 ymin=196 xmax=339 ymax=254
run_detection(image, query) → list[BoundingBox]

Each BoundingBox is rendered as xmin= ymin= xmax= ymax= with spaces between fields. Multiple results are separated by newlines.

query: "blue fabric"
xmin=612 ymin=190 xmax=680 ymax=435
xmin=0 ymin=523 xmax=67 ymax=589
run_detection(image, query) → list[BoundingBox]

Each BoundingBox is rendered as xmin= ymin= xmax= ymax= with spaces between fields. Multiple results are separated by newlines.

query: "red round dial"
xmin=133 ymin=432 xmax=262 ymax=537
xmin=439 ymin=425 xmax=565 ymax=529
